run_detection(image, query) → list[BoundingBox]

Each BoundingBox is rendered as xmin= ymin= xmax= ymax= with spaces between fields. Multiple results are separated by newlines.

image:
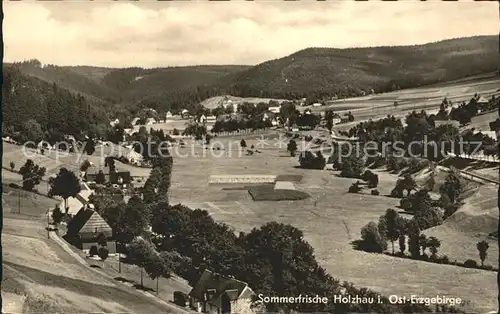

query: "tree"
xmin=80 ymin=160 xmax=91 ymax=173
xmin=84 ymin=137 xmax=96 ymax=155
xmin=426 ymin=236 xmax=441 ymax=260
xmin=96 ymin=232 xmax=108 ymax=247
xmin=439 ymin=169 xmax=464 ymax=204
xmin=400 ymin=174 xmax=417 ymax=196
xmin=128 ymin=237 xmax=156 ymax=288
xmin=325 ymin=110 xmax=334 ymax=132
xmin=476 ymin=240 xmax=489 ymax=266
xmin=359 ymin=222 xmax=387 ymax=253
xmin=115 ymin=196 xmax=151 ymax=244
xmin=21 ymin=119 xmax=44 ymax=143
xmin=145 ymin=251 xmax=170 ymax=294
xmin=418 ymin=234 xmax=428 ymax=257
xmin=287 ymin=139 xmax=297 ymax=157
xmin=381 ymin=209 xmax=400 ymax=255
xmin=339 ymin=155 xmax=365 ymax=178
xmin=398 ymin=235 xmax=406 ymax=254
xmin=19 ymin=159 xmax=46 ymax=191
xmin=49 ymin=168 xmax=81 ymax=214
xmin=9 ymin=161 xmax=15 ymax=172
xmin=98 ymin=247 xmax=109 ymax=268
xmin=95 ymin=170 xmax=106 ymax=185
xmin=52 ymin=205 xmax=63 ymax=225
xmin=407 ymin=221 xmax=421 ymax=259
xmin=240 ymin=139 xmax=247 ymax=148
xmin=104 ymin=157 xmax=116 ymax=173
xmin=172 ymin=128 xmax=180 ymax=136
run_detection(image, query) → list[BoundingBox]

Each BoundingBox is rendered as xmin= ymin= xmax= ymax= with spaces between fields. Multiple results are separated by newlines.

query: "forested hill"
xmin=221 ymin=35 xmax=499 ymax=99
xmin=3 ymin=35 xmax=498 ymax=141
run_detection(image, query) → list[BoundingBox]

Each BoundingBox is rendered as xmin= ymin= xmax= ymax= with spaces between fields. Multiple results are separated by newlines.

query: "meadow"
xmin=167 ymin=136 xmax=498 ymax=313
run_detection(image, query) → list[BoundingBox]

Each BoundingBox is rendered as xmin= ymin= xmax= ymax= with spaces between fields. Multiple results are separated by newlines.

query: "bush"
xmin=173 ymin=291 xmax=188 ymax=307
xmin=399 ymin=197 xmax=412 ymax=210
xmin=371 ymin=189 xmax=380 ymax=196
xmin=359 ymin=222 xmax=387 ymax=253
xmin=463 ymin=259 xmax=478 ymax=268
xmin=89 ymin=245 xmax=98 ymax=257
xmin=390 ymin=187 xmax=404 ymax=198
xmin=8 ymin=183 xmax=21 ymax=189
xmin=348 ymin=183 xmax=362 ymax=193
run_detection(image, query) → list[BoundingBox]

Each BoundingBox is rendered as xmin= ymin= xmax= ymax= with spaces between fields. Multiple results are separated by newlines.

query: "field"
xmin=167 ymin=136 xmax=498 ymax=313
xmin=319 ymin=75 xmax=500 ymax=132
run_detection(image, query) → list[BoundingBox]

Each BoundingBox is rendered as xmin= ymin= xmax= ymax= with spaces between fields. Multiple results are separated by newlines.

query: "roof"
xmin=67 ymin=208 xmax=112 ymax=237
xmin=59 ymin=183 xmax=93 ymax=215
xmin=477 ymin=96 xmax=489 ymax=104
xmin=189 ymin=270 xmax=252 ymax=304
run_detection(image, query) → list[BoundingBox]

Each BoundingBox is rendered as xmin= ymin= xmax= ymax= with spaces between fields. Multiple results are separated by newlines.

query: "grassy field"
xmin=167 ymin=136 xmax=498 ymax=313
xmin=2 ymin=200 xmax=188 ymax=313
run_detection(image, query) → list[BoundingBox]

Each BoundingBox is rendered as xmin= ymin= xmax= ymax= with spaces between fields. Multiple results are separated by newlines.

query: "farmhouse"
xmin=58 ymin=182 xmax=94 ymax=215
xmin=65 ymin=204 xmax=116 ymax=254
xmin=189 ymin=269 xmax=255 ymax=314
xmin=85 ymin=166 xmax=132 ymax=185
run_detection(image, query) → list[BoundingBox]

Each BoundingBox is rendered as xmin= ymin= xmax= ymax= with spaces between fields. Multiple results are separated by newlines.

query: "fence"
xmin=211 ymin=128 xmax=271 ymax=138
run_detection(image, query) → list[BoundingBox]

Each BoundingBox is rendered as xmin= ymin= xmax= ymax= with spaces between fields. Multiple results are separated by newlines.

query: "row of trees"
xmin=359 ymin=209 xmax=492 ymax=268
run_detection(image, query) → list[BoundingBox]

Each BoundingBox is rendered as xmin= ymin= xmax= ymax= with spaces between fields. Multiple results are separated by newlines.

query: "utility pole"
xmin=18 ymin=189 xmax=21 ymax=214
xmin=47 ymin=209 xmax=50 ymax=239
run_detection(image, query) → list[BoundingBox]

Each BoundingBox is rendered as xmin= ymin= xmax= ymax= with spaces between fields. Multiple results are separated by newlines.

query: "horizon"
xmin=4 ymin=1 xmax=499 ymax=68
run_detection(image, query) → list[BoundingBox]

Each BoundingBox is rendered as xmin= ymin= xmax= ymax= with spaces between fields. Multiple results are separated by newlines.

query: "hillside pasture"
xmin=169 ymin=136 xmax=497 ymax=313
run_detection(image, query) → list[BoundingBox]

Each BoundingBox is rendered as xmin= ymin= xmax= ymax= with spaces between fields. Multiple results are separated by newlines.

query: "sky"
xmin=3 ymin=0 xmax=499 ymax=68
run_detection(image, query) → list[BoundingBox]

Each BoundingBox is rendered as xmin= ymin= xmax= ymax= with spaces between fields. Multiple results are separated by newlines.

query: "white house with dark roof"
xmin=189 ymin=269 xmax=256 ymax=314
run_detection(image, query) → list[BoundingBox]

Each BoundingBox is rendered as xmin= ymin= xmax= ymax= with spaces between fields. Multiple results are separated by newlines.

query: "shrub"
xmin=463 ymin=259 xmax=478 ymax=268
xmin=8 ymin=183 xmax=21 ymax=189
xmin=359 ymin=222 xmax=387 ymax=253
xmin=371 ymin=189 xmax=380 ymax=196
xmin=399 ymin=197 xmax=412 ymax=210
xmin=89 ymin=245 xmax=98 ymax=257
xmin=173 ymin=291 xmax=188 ymax=307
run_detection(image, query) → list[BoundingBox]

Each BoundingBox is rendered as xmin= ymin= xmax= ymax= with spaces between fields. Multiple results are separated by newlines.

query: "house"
xmin=110 ymin=118 xmax=120 ymax=127
xmin=312 ymin=103 xmax=323 ymax=107
xmin=127 ymin=150 xmax=143 ymax=165
xmin=181 ymin=109 xmax=190 ymax=118
xmin=206 ymin=115 xmax=217 ymax=123
xmin=199 ymin=114 xmax=207 ymax=123
xmin=131 ymin=117 xmax=140 ymax=126
xmin=189 ymin=269 xmax=256 ymax=314
xmin=85 ymin=166 xmax=131 ymax=185
xmin=146 ymin=118 xmax=156 ymax=125
xmin=268 ymin=106 xmax=281 ymax=114
xmin=65 ymin=205 xmax=116 ymax=254
xmin=477 ymin=96 xmax=489 ymax=105
xmin=58 ymin=182 xmax=94 ymax=216
xmin=166 ymin=111 xmax=173 ymax=120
